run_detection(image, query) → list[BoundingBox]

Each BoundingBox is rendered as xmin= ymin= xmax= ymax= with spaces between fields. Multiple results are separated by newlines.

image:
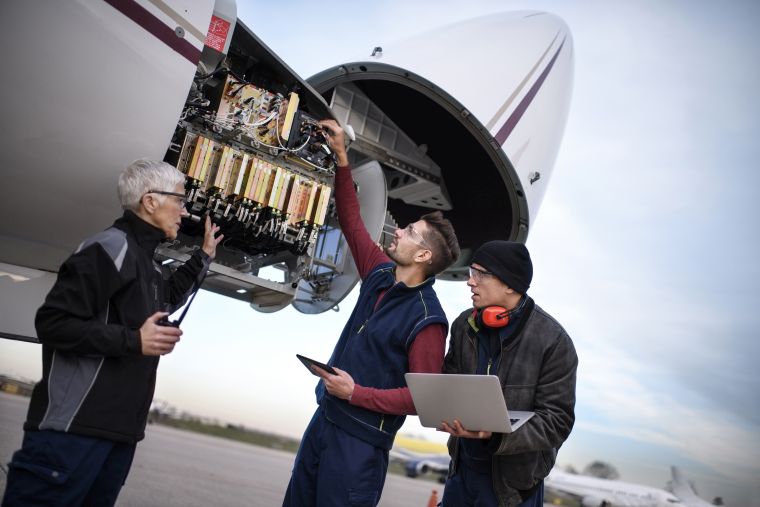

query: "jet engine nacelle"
xmin=404 ymin=460 xmax=430 ymax=478
xmin=580 ymin=496 xmax=612 ymax=507
xmin=581 ymin=496 xmax=612 ymax=507
xmin=0 ymin=2 xmax=572 ymax=340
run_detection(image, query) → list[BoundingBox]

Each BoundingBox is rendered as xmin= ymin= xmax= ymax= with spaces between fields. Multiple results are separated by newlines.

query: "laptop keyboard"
xmin=510 ymin=418 xmax=519 ymax=425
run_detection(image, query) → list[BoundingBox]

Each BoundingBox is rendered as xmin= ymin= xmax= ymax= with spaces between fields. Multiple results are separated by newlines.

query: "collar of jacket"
xmin=467 ymin=296 xmax=536 ymax=340
xmin=378 ymin=263 xmax=438 ymax=292
xmin=116 ymin=210 xmax=166 ymax=256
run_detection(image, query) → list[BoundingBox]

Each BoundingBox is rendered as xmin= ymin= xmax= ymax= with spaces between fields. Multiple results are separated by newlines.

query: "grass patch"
xmin=151 ymin=414 xmax=300 ymax=454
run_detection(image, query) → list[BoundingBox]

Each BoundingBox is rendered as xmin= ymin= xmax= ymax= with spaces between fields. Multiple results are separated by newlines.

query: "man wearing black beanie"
xmin=438 ymin=240 xmax=578 ymax=507
xmin=471 ymin=241 xmax=533 ymax=294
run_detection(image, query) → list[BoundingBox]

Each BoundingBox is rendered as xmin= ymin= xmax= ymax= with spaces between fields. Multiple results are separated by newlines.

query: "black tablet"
xmin=296 ymin=354 xmax=337 ymax=375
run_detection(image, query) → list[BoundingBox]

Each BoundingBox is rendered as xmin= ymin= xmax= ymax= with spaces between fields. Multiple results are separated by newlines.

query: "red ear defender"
xmin=481 ymin=306 xmax=510 ymax=328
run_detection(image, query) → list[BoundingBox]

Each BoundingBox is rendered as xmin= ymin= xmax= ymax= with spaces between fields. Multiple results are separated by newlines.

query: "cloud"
xmin=529 ymin=184 xmax=760 ymax=481
xmin=574 ymin=342 xmax=760 ymax=482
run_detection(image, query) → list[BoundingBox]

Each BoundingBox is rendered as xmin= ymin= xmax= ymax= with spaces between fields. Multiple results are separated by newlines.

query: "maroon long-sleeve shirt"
xmin=335 ymin=164 xmax=446 ymax=415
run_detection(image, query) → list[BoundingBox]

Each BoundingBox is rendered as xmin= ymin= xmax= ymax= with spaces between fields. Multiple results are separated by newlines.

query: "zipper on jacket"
xmin=379 ymin=415 xmax=385 ymax=431
xmin=355 ymin=278 xmax=396 ymax=335
xmin=374 ymin=281 xmax=397 ymax=312
xmin=152 ymin=280 xmax=159 ymax=311
xmin=487 ymin=358 xmax=493 ymax=375
xmin=465 ymin=327 xmax=478 ymax=373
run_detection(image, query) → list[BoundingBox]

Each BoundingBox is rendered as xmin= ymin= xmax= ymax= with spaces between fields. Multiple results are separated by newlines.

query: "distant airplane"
xmin=1 ymin=1 xmax=573 ymax=340
xmin=388 ymin=442 xmax=720 ymax=507
xmin=668 ymin=466 xmax=721 ymax=507
xmin=389 ymin=447 xmax=450 ymax=483
xmin=389 ymin=436 xmax=450 ymax=483
xmin=545 ymin=467 xmax=682 ymax=507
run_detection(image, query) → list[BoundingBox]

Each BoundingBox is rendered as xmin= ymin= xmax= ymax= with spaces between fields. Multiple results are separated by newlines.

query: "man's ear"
xmin=141 ymin=194 xmax=158 ymax=215
xmin=415 ymin=248 xmax=433 ymax=265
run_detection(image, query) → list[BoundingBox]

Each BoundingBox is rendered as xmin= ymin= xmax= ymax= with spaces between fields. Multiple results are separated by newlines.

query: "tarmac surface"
xmin=0 ymin=392 xmax=443 ymax=506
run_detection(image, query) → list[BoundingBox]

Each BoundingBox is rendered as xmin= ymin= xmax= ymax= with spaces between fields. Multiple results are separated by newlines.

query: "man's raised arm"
xmin=319 ymin=119 xmax=389 ymax=279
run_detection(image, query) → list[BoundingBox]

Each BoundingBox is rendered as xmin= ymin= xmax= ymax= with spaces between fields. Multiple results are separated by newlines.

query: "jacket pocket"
xmin=497 ymin=451 xmax=538 ymax=490
xmin=503 ymin=383 xmax=536 ymax=410
xmin=8 ymin=430 xmax=99 ymax=485
xmin=348 ymin=488 xmax=379 ymax=506
xmin=538 ymin=448 xmax=557 ymax=478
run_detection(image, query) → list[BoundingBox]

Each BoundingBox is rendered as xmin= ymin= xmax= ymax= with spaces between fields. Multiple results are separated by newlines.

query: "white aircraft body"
xmin=668 ymin=466 xmax=720 ymax=507
xmin=546 ymin=468 xmax=683 ymax=507
xmin=0 ymin=1 xmax=572 ymax=340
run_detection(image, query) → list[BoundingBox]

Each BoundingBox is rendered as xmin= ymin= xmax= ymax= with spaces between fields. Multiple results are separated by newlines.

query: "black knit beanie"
xmin=471 ymin=241 xmax=533 ymax=294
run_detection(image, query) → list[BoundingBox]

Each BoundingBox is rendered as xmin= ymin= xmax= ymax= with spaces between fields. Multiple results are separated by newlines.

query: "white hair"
xmin=118 ymin=159 xmax=186 ymax=211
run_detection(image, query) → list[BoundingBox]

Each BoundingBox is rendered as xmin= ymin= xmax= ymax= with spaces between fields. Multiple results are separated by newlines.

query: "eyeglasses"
xmin=146 ymin=190 xmax=188 ymax=207
xmin=404 ymin=224 xmax=429 ymax=248
xmin=468 ymin=265 xmax=496 ymax=282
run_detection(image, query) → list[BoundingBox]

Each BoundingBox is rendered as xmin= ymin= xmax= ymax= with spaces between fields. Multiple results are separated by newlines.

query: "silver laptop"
xmin=405 ymin=373 xmax=534 ymax=433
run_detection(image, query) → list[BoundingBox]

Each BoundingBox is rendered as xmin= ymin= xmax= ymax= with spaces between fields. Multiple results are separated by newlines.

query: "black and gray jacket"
xmin=444 ymin=298 xmax=578 ymax=507
xmin=25 ymin=210 xmax=209 ymax=443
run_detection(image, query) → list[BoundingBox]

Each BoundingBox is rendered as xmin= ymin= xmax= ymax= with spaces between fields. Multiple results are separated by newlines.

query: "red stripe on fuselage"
xmin=495 ymin=38 xmax=566 ymax=145
xmin=103 ymin=0 xmax=202 ymax=65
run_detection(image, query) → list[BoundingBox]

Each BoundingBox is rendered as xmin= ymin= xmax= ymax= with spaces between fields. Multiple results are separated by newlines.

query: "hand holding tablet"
xmin=296 ymin=354 xmax=337 ymax=376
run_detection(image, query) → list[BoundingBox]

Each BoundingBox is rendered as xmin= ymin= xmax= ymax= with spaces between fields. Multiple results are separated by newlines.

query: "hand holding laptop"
xmin=438 ymin=419 xmax=492 ymax=440
xmin=405 ymin=373 xmax=534 ymax=434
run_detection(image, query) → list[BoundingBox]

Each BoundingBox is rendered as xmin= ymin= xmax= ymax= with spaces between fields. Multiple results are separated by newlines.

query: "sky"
xmin=1 ymin=0 xmax=759 ymax=505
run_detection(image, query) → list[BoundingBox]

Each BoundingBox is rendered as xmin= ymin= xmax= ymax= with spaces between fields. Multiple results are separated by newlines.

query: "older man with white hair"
xmin=2 ymin=159 xmax=222 ymax=507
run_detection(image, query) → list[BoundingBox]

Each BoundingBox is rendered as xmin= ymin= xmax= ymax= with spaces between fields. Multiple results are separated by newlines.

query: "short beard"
xmin=385 ymin=247 xmax=409 ymax=266
xmin=385 ymin=246 xmax=399 ymax=263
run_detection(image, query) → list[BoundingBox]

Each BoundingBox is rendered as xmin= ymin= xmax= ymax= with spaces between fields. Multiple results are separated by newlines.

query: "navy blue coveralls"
xmin=283 ymin=262 xmax=448 ymax=506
